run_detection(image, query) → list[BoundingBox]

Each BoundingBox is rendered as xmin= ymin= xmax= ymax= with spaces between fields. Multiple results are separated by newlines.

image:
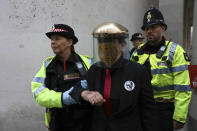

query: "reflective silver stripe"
xmin=153 ymin=85 xmax=191 ymax=91
xmin=32 ymin=77 xmax=45 ymax=84
xmin=34 ymin=85 xmax=47 ymax=98
xmin=153 ymin=86 xmax=174 ymax=91
xmin=174 ymin=85 xmax=192 ymax=91
xmin=172 ymin=65 xmax=188 ymax=72
xmin=151 ymin=68 xmax=171 ymax=74
xmin=168 ymin=43 xmax=177 ymax=63
xmin=44 ymin=59 xmax=52 ymax=68
xmin=151 ymin=65 xmax=188 ymax=75
xmin=81 ymin=80 xmax=88 ymax=89
xmin=87 ymin=58 xmax=93 ymax=65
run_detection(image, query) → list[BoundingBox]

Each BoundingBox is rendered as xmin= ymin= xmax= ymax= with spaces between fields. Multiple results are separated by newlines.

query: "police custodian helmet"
xmin=141 ymin=7 xmax=167 ymax=31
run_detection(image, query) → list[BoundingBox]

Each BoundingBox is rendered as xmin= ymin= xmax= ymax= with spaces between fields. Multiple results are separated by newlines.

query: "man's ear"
xmin=161 ymin=25 xmax=166 ymax=32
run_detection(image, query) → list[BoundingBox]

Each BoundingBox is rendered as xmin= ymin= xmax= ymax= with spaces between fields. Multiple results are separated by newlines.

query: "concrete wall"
xmin=0 ymin=0 xmax=149 ymax=130
xmin=159 ymin=0 xmax=184 ymax=45
xmin=147 ymin=0 xmax=159 ymax=8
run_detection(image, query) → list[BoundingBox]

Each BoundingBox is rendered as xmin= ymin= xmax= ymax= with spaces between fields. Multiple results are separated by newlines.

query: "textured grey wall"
xmin=159 ymin=0 xmax=183 ymax=45
xmin=0 ymin=0 xmax=149 ymax=130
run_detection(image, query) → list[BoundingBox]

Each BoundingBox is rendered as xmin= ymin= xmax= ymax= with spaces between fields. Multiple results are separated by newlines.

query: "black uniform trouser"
xmin=156 ymin=102 xmax=175 ymax=131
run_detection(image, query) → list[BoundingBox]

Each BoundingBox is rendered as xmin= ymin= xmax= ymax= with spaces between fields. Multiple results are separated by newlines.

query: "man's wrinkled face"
xmin=144 ymin=24 xmax=165 ymax=45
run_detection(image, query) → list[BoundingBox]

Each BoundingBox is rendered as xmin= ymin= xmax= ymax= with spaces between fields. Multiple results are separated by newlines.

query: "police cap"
xmin=130 ymin=33 xmax=144 ymax=41
xmin=46 ymin=24 xmax=78 ymax=44
xmin=141 ymin=8 xmax=167 ymax=31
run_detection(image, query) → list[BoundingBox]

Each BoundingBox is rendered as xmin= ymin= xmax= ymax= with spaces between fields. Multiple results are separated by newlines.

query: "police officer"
xmin=31 ymin=24 xmax=92 ymax=131
xmin=131 ymin=8 xmax=192 ymax=131
xmin=70 ymin=22 xmax=159 ymax=131
xmin=130 ymin=33 xmax=144 ymax=56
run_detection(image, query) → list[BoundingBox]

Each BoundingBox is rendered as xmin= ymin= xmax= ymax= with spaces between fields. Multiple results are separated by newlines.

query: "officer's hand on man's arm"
xmin=173 ymin=120 xmax=184 ymax=130
xmin=81 ymin=90 xmax=106 ymax=106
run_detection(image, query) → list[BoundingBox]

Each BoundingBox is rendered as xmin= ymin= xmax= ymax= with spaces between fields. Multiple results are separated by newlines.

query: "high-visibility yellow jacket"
xmin=130 ymin=40 xmax=192 ymax=123
xmin=130 ymin=43 xmax=145 ymax=58
xmin=31 ymin=54 xmax=91 ymax=128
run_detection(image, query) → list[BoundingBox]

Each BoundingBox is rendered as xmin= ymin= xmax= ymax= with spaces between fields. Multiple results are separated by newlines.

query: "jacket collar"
xmin=142 ymin=37 xmax=165 ymax=54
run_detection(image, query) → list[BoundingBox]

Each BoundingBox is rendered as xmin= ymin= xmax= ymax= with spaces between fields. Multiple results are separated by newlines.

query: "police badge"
xmin=147 ymin=12 xmax=151 ymax=22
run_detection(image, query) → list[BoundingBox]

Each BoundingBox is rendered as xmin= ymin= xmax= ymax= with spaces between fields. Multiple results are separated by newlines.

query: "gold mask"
xmin=98 ymin=43 xmax=118 ymax=67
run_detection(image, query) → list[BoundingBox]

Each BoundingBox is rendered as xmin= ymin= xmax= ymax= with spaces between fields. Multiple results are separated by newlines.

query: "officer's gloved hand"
xmin=173 ymin=120 xmax=184 ymax=130
xmin=62 ymin=87 xmax=77 ymax=105
xmin=81 ymin=91 xmax=106 ymax=106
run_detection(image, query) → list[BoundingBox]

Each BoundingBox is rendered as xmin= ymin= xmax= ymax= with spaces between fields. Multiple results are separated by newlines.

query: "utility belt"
xmin=155 ymin=97 xmax=174 ymax=103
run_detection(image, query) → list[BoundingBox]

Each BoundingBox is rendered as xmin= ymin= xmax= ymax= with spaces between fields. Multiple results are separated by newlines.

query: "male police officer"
xmin=130 ymin=33 xmax=144 ymax=56
xmin=131 ymin=8 xmax=192 ymax=131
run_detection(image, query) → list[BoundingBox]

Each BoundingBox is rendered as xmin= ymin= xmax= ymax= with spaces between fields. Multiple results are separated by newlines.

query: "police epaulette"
xmin=156 ymin=40 xmax=171 ymax=59
xmin=156 ymin=45 xmax=167 ymax=58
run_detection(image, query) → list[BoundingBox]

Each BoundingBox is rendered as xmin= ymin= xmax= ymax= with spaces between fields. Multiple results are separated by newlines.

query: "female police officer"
xmin=70 ymin=22 xmax=159 ymax=131
xmin=31 ymin=24 xmax=91 ymax=131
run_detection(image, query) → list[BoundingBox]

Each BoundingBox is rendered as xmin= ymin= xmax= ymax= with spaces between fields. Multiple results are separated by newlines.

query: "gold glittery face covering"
xmin=98 ymin=42 xmax=119 ymax=67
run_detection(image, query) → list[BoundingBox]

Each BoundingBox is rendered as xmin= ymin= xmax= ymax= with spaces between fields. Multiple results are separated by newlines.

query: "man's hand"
xmin=173 ymin=120 xmax=184 ymax=130
xmin=81 ymin=90 xmax=106 ymax=106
